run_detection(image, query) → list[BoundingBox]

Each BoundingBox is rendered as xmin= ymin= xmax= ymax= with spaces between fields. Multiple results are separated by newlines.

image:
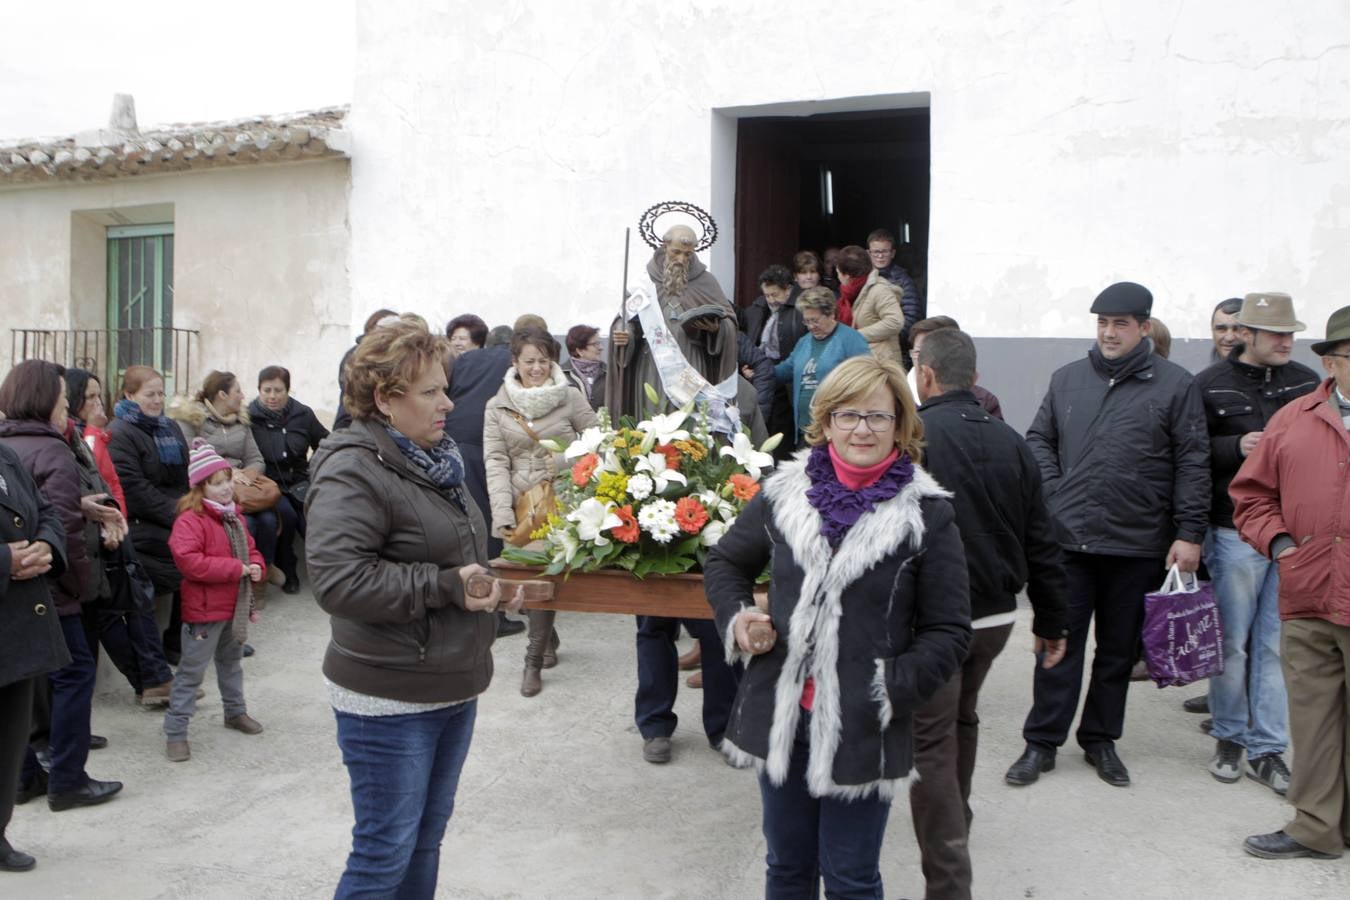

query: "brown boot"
xmin=520 ymin=610 xmax=554 ymax=697
xmin=687 ymin=670 xmax=703 ymax=689
xmin=542 ymin=628 xmax=560 ymax=669
xmin=678 ymin=643 xmax=701 ymax=671
xmin=166 ymin=740 xmax=190 ymax=762
xmin=138 ymin=681 xmax=173 ymax=706
xmin=224 ymin=714 xmax=264 ymax=735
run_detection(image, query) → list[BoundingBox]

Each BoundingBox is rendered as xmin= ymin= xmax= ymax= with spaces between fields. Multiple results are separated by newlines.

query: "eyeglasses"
xmin=830 ymin=410 xmax=896 ymax=431
xmin=1323 ymin=352 xmax=1350 ymax=361
xmin=867 ymin=249 xmax=895 ymax=257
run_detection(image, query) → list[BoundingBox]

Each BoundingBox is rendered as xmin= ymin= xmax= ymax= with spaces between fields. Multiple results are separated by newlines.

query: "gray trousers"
xmin=164 ymin=620 xmax=246 ymax=740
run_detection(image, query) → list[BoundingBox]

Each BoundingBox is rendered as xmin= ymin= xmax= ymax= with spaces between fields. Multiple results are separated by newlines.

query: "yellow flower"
xmin=595 ymin=472 xmax=629 ymax=506
xmin=673 ymin=439 xmax=707 ymax=461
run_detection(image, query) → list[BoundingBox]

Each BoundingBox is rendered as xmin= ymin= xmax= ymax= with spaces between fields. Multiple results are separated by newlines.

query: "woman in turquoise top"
xmin=774 ymin=286 xmax=872 ymax=447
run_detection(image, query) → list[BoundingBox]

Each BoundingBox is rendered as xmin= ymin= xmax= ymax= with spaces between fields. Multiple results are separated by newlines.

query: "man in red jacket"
xmin=1231 ymin=304 xmax=1350 ymax=860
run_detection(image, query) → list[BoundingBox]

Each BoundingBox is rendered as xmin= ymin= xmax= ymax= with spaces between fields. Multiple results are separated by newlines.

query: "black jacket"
xmin=704 ymin=454 xmax=970 ymax=799
xmin=248 ymin=397 xmax=330 ymax=491
xmin=736 ymin=332 xmax=777 ymax=425
xmin=739 ymin=291 xmax=807 ymax=364
xmin=1026 ymin=344 xmax=1211 ymax=558
xmin=107 ymin=416 xmax=190 ymax=593
xmin=1194 ymin=351 xmax=1320 ymax=529
xmin=0 ymin=443 xmax=71 ymax=687
xmin=334 ymin=340 xmax=359 ymax=431
xmin=919 ymin=391 xmax=1068 ymax=637
xmin=445 ymin=345 xmax=513 ymax=560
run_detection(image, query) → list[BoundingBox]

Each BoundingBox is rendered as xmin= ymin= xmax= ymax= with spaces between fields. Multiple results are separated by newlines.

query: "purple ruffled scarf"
xmin=804 ymin=444 xmax=915 ymax=548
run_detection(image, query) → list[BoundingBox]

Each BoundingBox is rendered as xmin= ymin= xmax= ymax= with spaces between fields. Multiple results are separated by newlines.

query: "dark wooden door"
xmin=734 ymin=120 xmax=801 ymax=309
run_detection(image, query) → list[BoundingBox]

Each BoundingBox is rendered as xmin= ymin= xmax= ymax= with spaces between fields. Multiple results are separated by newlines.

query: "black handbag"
xmin=99 ymin=543 xmax=156 ymax=615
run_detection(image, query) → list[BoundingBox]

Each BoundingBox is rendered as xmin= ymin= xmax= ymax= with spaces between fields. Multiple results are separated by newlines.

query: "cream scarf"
xmin=503 ymin=363 xmax=572 ymax=420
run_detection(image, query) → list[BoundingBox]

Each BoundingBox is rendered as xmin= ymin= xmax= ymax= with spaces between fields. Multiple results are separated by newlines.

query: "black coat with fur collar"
xmin=704 ymin=453 xmax=972 ymax=800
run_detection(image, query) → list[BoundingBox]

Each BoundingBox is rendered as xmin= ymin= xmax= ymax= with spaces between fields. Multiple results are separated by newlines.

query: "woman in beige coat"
xmin=837 ymin=246 xmax=906 ymax=365
xmin=484 ymin=328 xmax=598 ymax=696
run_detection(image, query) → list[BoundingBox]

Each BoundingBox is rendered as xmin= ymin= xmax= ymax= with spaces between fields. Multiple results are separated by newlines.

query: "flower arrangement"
xmin=501 ymin=387 xmax=779 ymax=578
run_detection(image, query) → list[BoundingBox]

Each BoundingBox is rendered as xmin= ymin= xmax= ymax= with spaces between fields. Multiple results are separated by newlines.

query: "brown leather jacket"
xmin=305 ymin=419 xmax=495 ymax=703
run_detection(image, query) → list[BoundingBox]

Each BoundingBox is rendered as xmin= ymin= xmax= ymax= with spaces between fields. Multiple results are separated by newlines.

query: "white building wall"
xmin=350 ymin=0 xmax=1350 ymax=343
xmin=0 ymin=160 xmax=351 ymax=421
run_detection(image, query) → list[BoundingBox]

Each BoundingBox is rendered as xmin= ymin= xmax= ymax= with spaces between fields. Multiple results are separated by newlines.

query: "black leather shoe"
xmin=14 ymin=769 xmax=46 ymax=805
xmin=1182 ymin=695 xmax=1209 ymax=714
xmin=1200 ymin=717 xmax=1213 ymax=735
xmin=89 ymin=735 xmax=108 ymax=750
xmin=281 ymin=576 xmax=300 ymax=595
xmin=1243 ymin=831 xmax=1338 ymax=860
xmin=496 ymin=613 xmax=526 ymax=637
xmin=242 ymin=643 xmax=256 ymax=658
xmin=0 ymin=840 xmax=35 ymax=872
xmin=1005 ymin=746 xmax=1056 ymax=786
xmin=1084 ymin=745 xmax=1131 ymax=787
xmin=47 ymin=778 xmax=123 ymax=812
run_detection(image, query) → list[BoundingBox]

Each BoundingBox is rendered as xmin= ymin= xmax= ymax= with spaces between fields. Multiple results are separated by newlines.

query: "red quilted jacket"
xmin=168 ymin=503 xmax=263 ymax=623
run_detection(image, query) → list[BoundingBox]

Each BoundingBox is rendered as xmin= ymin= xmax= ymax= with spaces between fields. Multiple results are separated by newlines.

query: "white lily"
xmin=719 ymin=431 xmax=776 ymax=479
xmin=551 ymin=527 xmax=581 ymax=566
xmin=698 ymin=489 xmax=736 ymax=520
xmin=563 ymin=426 xmax=608 ymax=460
xmin=566 ymin=498 xmax=623 ymax=546
xmin=634 ymin=452 xmax=688 ymax=494
xmin=637 ymin=404 xmax=693 ymax=446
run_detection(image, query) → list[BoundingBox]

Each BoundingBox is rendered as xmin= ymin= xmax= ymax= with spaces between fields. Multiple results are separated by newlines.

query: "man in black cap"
xmin=1005 ymin=282 xmax=1211 ymax=788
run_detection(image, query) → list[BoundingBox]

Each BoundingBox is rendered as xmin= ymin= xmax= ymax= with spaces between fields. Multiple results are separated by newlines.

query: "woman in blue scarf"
xmin=107 ymin=365 xmax=191 ymax=669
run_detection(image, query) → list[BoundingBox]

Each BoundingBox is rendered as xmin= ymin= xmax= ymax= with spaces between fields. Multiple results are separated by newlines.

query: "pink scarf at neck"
xmin=828 ymin=444 xmax=899 ymax=490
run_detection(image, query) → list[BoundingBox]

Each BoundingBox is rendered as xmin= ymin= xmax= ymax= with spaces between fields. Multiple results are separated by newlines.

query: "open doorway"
xmin=731 ymin=107 xmax=930 ymax=313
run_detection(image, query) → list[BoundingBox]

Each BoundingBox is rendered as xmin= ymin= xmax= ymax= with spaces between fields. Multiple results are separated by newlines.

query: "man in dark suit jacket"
xmin=739 ymin=265 xmax=807 ymax=455
xmin=444 ymin=340 xmax=524 ymax=636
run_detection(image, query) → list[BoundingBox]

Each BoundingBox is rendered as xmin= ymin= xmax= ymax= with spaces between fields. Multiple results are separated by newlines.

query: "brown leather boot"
xmin=542 ymin=627 xmax=560 ymax=669
xmin=520 ymin=610 xmax=554 ymax=697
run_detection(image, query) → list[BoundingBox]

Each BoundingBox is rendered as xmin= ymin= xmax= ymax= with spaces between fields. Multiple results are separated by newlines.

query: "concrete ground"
xmin=9 ymin=585 xmax=1350 ymax=900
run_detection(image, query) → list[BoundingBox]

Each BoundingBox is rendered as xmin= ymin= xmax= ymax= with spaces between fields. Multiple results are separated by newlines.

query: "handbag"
xmin=1141 ymin=564 xmax=1224 ymax=688
xmin=232 ymin=469 xmax=282 ymax=513
xmin=99 ymin=542 xmax=156 ymax=615
xmin=501 ymin=410 xmax=558 ymax=548
xmin=285 ymin=479 xmax=311 ymax=506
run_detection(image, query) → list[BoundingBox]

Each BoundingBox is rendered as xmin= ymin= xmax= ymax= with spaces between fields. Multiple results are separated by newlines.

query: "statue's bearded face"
xmin=662 ymin=243 xmax=691 ymax=296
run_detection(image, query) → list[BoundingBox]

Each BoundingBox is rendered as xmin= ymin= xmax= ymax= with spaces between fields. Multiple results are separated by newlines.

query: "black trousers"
xmin=911 ymin=623 xmax=1014 ymax=900
xmin=1022 ymin=552 xmax=1162 ymax=752
xmin=0 ymin=678 xmax=35 ymax=843
xmin=634 ymin=616 xmax=738 ymax=746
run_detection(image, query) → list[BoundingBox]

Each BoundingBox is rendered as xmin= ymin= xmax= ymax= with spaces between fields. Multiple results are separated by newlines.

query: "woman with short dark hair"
xmin=705 ymin=355 xmax=971 ymax=898
xmin=447 ymin=314 xmax=489 ymax=358
xmin=563 ymin=324 xmax=605 ymax=409
xmin=0 ymin=359 xmax=125 ymax=814
xmin=249 ymin=365 xmax=329 ymax=594
xmin=306 ymin=317 xmax=509 ymax=898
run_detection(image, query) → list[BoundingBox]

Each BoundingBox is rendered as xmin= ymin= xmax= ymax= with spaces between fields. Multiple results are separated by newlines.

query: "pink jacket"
xmin=1231 ymin=378 xmax=1350 ymax=626
xmin=168 ymin=502 xmax=263 ymax=623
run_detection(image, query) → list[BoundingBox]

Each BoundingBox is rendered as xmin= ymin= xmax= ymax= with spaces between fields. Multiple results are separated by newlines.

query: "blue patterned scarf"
xmin=383 ymin=425 xmax=467 ymax=511
xmin=114 ymin=399 xmax=186 ymax=466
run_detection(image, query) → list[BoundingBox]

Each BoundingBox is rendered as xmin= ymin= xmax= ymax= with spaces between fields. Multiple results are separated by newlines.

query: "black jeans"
xmin=0 ymin=678 xmax=35 ymax=842
xmin=274 ymin=494 xmax=303 ymax=580
xmin=1022 ymin=553 xmax=1162 ymax=751
xmin=245 ymin=508 xmax=279 ymax=567
xmin=910 ymin=623 xmax=1014 ymax=900
xmin=634 ymin=616 xmax=738 ymax=745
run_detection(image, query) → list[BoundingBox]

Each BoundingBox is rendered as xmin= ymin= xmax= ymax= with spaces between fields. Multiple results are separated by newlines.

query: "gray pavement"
xmin=9 ymin=586 xmax=1350 ymax=899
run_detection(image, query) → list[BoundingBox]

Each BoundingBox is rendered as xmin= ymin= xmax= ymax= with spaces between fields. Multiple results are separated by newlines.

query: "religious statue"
xmin=606 ymin=208 xmax=741 ymax=432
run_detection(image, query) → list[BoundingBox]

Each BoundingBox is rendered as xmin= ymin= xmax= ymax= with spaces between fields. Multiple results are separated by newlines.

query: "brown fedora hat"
xmin=1238 ymin=292 xmax=1305 ymax=334
xmin=1311 ymin=305 xmax=1350 ymax=356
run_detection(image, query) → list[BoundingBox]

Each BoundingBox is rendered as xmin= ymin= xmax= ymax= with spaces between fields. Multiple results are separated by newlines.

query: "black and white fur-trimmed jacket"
xmin=704 ymin=450 xmax=972 ymax=801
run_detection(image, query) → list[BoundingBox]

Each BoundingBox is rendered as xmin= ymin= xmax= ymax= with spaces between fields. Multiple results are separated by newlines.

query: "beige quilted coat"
xmin=483 ymin=366 xmax=598 ymax=534
xmin=852 ymin=270 xmax=906 ymax=365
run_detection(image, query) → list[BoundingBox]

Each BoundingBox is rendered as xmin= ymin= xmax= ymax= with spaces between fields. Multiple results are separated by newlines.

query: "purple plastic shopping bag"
xmin=1141 ymin=565 xmax=1224 ymax=688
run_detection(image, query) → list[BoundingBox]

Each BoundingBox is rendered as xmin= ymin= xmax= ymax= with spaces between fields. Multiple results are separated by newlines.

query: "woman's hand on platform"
xmin=734 ymin=609 xmax=777 ymax=656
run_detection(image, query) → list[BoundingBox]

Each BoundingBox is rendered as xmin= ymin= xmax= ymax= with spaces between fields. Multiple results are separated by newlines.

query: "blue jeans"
xmin=1204 ymin=527 xmax=1287 ymax=756
xmin=759 ymin=718 xmax=892 ymax=899
xmin=245 ymin=509 xmax=279 ymax=567
xmin=22 ymin=615 xmax=96 ymax=794
xmin=333 ymin=700 xmax=477 ymax=900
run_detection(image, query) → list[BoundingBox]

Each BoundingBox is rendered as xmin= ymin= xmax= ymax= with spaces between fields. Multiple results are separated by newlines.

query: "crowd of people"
xmin=1 ymin=222 xmax=1348 ymax=900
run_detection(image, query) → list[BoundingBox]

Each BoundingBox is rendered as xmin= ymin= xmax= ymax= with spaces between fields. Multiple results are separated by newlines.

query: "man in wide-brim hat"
xmin=1193 ymin=292 xmax=1321 ymax=796
xmin=1231 ymin=303 xmax=1350 ymax=860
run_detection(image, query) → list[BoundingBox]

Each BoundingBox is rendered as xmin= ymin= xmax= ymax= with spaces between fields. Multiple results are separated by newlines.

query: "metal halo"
xmin=637 ymin=201 xmax=718 ymax=252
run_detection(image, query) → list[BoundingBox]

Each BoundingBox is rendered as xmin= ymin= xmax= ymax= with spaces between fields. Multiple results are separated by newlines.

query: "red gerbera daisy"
xmin=610 ymin=504 xmax=640 ymax=543
xmin=728 ymin=473 xmax=760 ymax=502
xmin=571 ymin=453 xmax=600 ymax=486
xmin=674 ymin=496 xmax=710 ymax=534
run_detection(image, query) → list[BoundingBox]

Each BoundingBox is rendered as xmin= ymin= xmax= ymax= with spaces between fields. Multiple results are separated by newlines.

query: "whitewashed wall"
xmin=0 ymin=160 xmax=351 ymax=421
xmin=350 ymin=0 xmax=1350 ymax=345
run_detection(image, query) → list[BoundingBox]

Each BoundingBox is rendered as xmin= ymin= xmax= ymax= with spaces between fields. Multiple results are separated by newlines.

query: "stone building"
xmin=1 ymin=97 xmax=350 ymax=418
